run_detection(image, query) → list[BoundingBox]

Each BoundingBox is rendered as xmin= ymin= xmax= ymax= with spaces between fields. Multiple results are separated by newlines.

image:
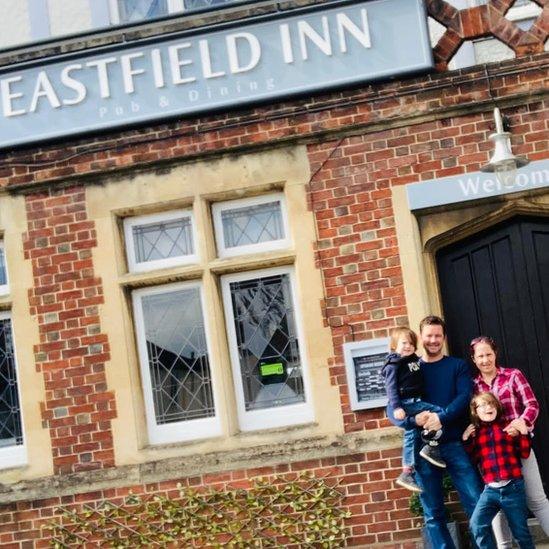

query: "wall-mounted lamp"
xmin=480 ymin=107 xmax=529 ymax=187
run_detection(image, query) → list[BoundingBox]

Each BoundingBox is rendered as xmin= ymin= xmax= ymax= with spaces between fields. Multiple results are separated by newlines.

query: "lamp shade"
xmin=480 ymin=108 xmax=529 ymax=187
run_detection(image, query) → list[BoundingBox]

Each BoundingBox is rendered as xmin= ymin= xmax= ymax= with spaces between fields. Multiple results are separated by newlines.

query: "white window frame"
xmin=221 ymin=266 xmax=314 ymax=431
xmin=132 ymin=281 xmax=221 ymax=445
xmin=0 ymin=241 xmax=9 ymax=296
xmin=212 ymin=193 xmax=291 ymax=259
xmin=0 ymin=311 xmax=27 ymax=470
xmin=28 ymin=0 xmax=51 ymax=41
xmin=108 ymin=0 xmax=184 ymax=25
xmin=505 ymin=1 xmax=542 ymax=22
xmin=124 ymin=209 xmax=198 ymax=273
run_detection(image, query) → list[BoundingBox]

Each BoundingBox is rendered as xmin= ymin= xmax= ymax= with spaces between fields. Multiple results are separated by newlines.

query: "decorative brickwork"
xmin=426 ymin=0 xmax=549 ymax=68
xmin=23 ymin=186 xmax=116 ymax=474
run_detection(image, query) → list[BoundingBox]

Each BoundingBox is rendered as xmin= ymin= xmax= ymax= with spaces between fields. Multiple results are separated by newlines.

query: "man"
xmin=388 ymin=315 xmax=505 ymax=548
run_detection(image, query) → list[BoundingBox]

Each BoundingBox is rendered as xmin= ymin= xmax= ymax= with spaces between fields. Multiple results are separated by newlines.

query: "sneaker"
xmin=419 ymin=444 xmax=446 ymax=468
xmin=422 ymin=429 xmax=442 ymax=441
xmin=395 ymin=472 xmax=422 ymax=493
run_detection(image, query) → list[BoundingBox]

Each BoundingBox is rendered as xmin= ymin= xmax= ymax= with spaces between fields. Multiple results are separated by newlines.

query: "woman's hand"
xmin=394 ymin=408 xmax=406 ymax=420
xmin=462 ymin=424 xmax=476 ymax=441
xmin=504 ymin=418 xmax=528 ymax=436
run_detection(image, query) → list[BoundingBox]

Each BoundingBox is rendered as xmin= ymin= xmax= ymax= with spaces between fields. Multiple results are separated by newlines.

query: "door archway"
xmin=436 ymin=216 xmax=549 ymax=489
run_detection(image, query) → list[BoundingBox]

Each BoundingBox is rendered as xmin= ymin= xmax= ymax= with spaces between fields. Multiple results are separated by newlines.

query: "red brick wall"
xmin=0 ymin=50 xmax=546 ymax=546
xmin=0 ymin=448 xmax=427 ymax=548
xmin=0 ymin=56 xmax=546 ymax=192
xmin=23 ymin=187 xmax=116 ymax=474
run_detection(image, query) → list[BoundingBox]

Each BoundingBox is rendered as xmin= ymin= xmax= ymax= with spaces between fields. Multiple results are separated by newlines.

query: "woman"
xmin=470 ymin=336 xmax=549 ymax=542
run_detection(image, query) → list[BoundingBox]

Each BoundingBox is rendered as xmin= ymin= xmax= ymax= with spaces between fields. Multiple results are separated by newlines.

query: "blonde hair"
xmin=389 ymin=327 xmax=418 ymax=352
xmin=470 ymin=392 xmax=503 ymax=427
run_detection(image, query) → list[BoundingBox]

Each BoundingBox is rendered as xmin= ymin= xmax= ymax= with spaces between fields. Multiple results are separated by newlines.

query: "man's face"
xmin=420 ymin=324 xmax=445 ymax=358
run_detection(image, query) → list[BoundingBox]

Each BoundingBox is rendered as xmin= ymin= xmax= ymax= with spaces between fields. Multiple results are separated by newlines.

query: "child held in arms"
xmin=381 ymin=327 xmax=446 ymax=493
xmin=464 ymin=392 xmax=534 ymax=549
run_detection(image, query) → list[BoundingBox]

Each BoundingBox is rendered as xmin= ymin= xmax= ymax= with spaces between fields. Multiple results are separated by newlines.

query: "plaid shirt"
xmin=464 ymin=421 xmax=531 ymax=484
xmin=473 ymin=367 xmax=539 ymax=430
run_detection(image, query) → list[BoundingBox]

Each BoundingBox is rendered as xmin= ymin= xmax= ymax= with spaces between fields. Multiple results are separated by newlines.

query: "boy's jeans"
xmin=470 ymin=478 xmax=534 ymax=549
xmin=401 ymin=398 xmax=443 ymax=468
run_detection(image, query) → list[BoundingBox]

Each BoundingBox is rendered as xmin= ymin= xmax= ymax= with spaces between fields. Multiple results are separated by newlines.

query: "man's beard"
xmin=424 ymin=345 xmax=442 ymax=357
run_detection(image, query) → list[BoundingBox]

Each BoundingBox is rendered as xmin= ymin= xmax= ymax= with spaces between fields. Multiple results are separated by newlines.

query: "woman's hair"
xmin=389 ymin=327 xmax=417 ymax=352
xmin=469 ymin=335 xmax=498 ymax=358
xmin=470 ymin=392 xmax=503 ymax=427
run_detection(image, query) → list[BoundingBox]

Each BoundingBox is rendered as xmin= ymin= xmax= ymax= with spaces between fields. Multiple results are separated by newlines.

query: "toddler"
xmin=382 ymin=327 xmax=446 ymax=493
xmin=464 ymin=392 xmax=534 ymax=549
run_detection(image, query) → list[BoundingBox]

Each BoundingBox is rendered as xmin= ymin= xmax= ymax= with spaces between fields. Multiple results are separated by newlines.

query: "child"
xmin=382 ymin=327 xmax=446 ymax=493
xmin=463 ymin=392 xmax=534 ymax=549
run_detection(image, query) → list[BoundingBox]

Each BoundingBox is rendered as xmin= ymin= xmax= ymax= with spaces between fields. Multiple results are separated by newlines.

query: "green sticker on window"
xmin=260 ymin=362 xmax=284 ymax=376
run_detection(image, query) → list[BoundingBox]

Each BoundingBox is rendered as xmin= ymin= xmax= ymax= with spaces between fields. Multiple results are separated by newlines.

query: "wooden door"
xmin=437 ymin=217 xmax=549 ymax=489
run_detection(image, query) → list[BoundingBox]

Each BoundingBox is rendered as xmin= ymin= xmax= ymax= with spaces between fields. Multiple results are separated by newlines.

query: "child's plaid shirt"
xmin=464 ymin=421 xmax=531 ymax=484
xmin=474 ymin=367 xmax=539 ymax=430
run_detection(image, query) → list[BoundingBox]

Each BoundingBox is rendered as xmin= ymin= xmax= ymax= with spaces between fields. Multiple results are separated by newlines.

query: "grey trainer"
xmin=395 ymin=472 xmax=422 ymax=493
xmin=419 ymin=443 xmax=446 ymax=468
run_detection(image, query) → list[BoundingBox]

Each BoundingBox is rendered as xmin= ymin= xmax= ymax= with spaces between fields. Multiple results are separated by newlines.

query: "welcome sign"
xmin=406 ymin=159 xmax=549 ymax=211
xmin=0 ymin=0 xmax=432 ymax=149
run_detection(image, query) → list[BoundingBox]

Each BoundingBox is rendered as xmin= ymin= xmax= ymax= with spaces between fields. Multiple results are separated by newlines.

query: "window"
xmin=127 ymin=194 xmax=312 ymax=446
xmin=183 ymin=0 xmax=240 ymax=10
xmin=0 ymin=242 xmax=8 ymax=296
xmin=222 ymin=267 xmax=313 ymax=431
xmin=124 ymin=209 xmax=197 ymax=272
xmin=0 ymin=313 xmax=26 ymax=469
xmin=132 ymin=282 xmax=220 ymax=444
xmin=109 ymin=0 xmax=183 ymax=24
xmin=212 ymin=193 xmax=290 ymax=258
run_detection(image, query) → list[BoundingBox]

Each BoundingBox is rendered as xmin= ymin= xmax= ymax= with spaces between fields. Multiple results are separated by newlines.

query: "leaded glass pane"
xmin=0 ymin=248 xmax=6 ymax=286
xmin=229 ymin=274 xmax=305 ymax=411
xmin=221 ymin=201 xmax=284 ymax=249
xmin=184 ymin=0 xmax=239 ymax=10
xmin=0 ymin=318 xmax=22 ymax=448
xmin=141 ymin=288 xmax=215 ymax=424
xmin=132 ymin=217 xmax=193 ymax=263
xmin=118 ymin=0 xmax=168 ymax=23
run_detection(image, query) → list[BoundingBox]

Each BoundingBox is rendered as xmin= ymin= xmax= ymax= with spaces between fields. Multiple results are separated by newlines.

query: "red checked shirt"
xmin=464 ymin=421 xmax=532 ymax=484
xmin=473 ymin=367 xmax=539 ymax=431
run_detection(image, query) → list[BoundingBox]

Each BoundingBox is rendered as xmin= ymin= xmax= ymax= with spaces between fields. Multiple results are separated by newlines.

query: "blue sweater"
xmin=387 ymin=355 xmax=472 ymax=442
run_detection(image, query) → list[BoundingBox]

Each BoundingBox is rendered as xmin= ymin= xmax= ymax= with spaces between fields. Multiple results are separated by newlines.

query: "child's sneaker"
xmin=422 ymin=429 xmax=442 ymax=441
xmin=395 ymin=472 xmax=422 ymax=493
xmin=419 ymin=443 xmax=446 ymax=468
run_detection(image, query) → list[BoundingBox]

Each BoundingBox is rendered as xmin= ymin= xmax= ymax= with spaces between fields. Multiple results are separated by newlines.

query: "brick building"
xmin=0 ymin=0 xmax=547 ymax=547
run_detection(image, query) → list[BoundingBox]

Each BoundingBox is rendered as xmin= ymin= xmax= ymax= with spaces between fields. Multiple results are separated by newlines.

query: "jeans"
xmin=493 ymin=449 xmax=549 ymax=547
xmin=401 ymin=398 xmax=443 ymax=468
xmin=416 ymin=441 xmax=484 ymax=549
xmin=471 ymin=479 xmax=534 ymax=549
